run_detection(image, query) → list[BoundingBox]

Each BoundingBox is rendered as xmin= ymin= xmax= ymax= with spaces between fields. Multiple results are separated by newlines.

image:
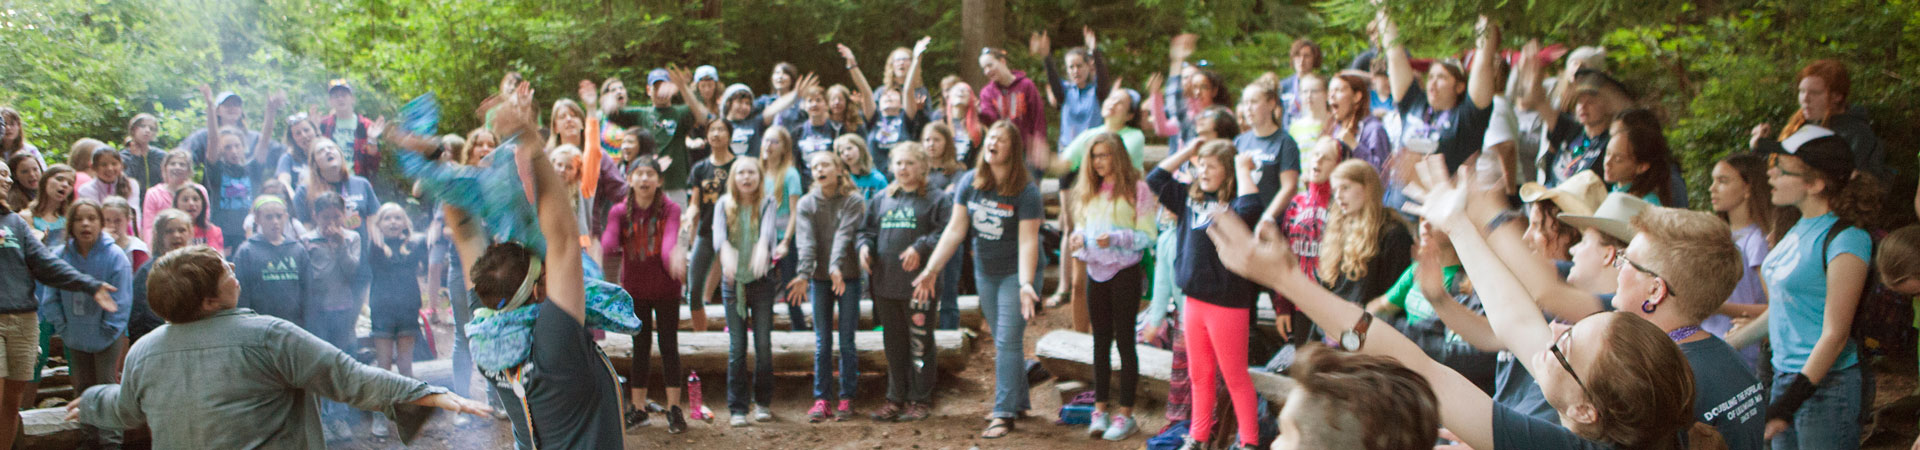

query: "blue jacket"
xmin=40 ymin=233 xmax=132 ymax=353
xmin=0 ymin=210 xmax=101 ymax=315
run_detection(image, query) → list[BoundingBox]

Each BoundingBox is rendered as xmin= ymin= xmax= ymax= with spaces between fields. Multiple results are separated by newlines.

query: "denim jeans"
xmin=723 ymin=277 xmax=777 ymax=414
xmin=811 ymin=277 xmax=864 ymax=400
xmin=936 ymin=251 xmax=963 ymax=329
xmin=688 ymin=234 xmax=718 ymax=308
xmin=976 ymin=268 xmax=1039 ymax=418
xmin=446 ymin=265 xmax=505 ymax=408
xmin=774 ymin=242 xmax=808 ymax=331
xmin=1769 ymin=364 xmax=1862 ymax=450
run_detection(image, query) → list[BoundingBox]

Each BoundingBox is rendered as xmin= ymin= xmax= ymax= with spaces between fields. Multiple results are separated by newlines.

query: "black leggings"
xmin=875 ymin=296 xmax=938 ymax=403
xmin=1088 ymin=264 xmax=1143 ymax=407
xmin=632 ymin=298 xmax=684 ymax=389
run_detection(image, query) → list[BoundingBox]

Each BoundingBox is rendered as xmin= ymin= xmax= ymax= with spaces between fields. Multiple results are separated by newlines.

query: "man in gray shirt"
xmin=67 ymin=245 xmax=491 ymax=448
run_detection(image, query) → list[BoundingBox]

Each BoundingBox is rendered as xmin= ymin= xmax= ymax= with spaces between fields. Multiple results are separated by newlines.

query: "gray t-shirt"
xmin=952 ymin=171 xmax=1041 ymax=277
xmin=1681 ymin=336 xmax=1766 ymax=450
xmin=1493 ymin=353 xmax=1557 ymax=423
xmin=492 ymin=301 xmax=623 ymax=449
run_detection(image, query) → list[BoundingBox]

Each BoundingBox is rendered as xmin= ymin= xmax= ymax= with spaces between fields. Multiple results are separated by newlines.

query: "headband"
xmin=497 ymin=255 xmax=543 ymax=311
xmin=252 ymin=195 xmax=286 ymax=210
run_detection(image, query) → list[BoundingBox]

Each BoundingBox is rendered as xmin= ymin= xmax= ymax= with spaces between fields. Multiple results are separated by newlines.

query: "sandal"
xmin=1043 ymin=293 xmax=1067 ymax=308
xmin=981 ymin=418 xmax=1015 ymax=439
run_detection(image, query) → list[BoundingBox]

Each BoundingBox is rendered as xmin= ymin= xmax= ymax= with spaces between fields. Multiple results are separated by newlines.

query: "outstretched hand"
xmin=837 ymin=44 xmax=859 ymax=69
xmin=785 ymin=277 xmax=810 ymax=305
xmin=578 ymin=79 xmax=599 ymax=107
xmin=411 ymin=393 xmax=496 ymax=417
xmin=92 ymin=285 xmax=119 ymax=314
xmin=1205 ymin=208 xmax=1301 ymax=290
xmin=1083 ymin=26 xmax=1097 ymax=51
xmin=1028 ymin=31 xmax=1051 ymax=57
xmin=1411 ymin=154 xmax=1507 ymax=237
xmin=1168 ymin=33 xmax=1198 ymax=61
xmin=913 ymin=36 xmax=932 ymax=57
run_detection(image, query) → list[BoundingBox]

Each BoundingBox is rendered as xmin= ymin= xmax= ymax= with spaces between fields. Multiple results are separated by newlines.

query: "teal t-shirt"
xmin=1607 ymin=183 xmax=1661 ymax=206
xmin=1762 ymin=212 xmax=1869 ymax=373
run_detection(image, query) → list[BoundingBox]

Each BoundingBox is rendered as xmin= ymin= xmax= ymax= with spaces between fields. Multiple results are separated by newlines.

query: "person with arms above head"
xmin=1032 ymin=27 xmax=1111 ymax=152
xmin=66 ymin=244 xmax=492 ymax=449
xmin=0 ymin=158 xmax=118 ymax=450
xmin=604 ymin=68 xmax=708 ymax=205
xmin=841 ymin=40 xmax=928 ymax=175
xmin=1380 ymin=11 xmax=1499 ymax=173
xmin=1757 ymin=126 xmax=1880 ymax=449
xmin=1209 ymin=151 xmax=1727 ymax=450
xmin=430 ymin=82 xmax=636 ymax=448
xmin=1527 ymin=67 xmax=1630 ymax=189
xmin=177 ymin=87 xmax=266 ymax=168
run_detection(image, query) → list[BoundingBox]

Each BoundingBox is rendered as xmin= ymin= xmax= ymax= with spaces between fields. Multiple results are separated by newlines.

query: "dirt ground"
xmin=318 ymin=300 xmax=1155 ymax=450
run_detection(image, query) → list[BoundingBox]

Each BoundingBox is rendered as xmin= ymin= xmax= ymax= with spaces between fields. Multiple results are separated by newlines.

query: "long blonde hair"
xmin=369 ymin=202 xmax=413 ymax=258
xmin=1072 ymin=132 xmax=1141 ymax=214
xmin=760 ymin=126 xmax=796 ymax=195
xmin=835 ymin=134 xmax=875 ymax=175
xmin=1187 ymin=140 xmax=1237 ymax=203
xmin=545 ymin=99 xmax=587 ymax=150
xmin=1318 ymin=160 xmax=1403 ymax=282
xmin=722 ymin=156 xmax=765 ymax=224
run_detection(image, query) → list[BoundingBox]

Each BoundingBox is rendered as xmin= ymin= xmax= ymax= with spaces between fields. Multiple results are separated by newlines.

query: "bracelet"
xmin=425 ymin=142 xmax=448 ymax=161
xmin=1484 ymin=209 xmax=1522 ymax=235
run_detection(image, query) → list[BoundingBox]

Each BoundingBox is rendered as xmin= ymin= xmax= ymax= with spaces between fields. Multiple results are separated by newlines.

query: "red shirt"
xmin=601 ymin=197 xmax=682 ymax=302
xmin=1276 ymin=182 xmax=1331 ymax=314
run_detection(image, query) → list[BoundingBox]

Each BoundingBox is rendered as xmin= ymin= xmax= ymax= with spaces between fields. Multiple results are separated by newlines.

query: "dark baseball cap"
xmin=1572 ymin=69 xmax=1634 ymax=101
xmin=1766 ymin=125 xmax=1854 ymax=179
xmin=647 ymin=68 xmax=671 ymax=87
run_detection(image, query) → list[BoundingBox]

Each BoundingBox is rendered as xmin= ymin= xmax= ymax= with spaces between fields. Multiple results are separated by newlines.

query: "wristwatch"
xmin=1339 ymin=312 xmax=1374 ymax=352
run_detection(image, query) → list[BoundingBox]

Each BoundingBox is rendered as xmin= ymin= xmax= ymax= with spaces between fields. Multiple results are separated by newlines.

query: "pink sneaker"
xmin=834 ymin=400 xmax=853 ymax=421
xmin=807 ymin=399 xmax=832 ymax=423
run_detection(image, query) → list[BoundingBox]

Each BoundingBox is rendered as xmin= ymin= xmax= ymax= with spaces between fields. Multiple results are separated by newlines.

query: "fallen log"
xmin=676 ymin=295 xmax=983 ymax=331
xmin=602 ymin=330 xmax=975 ymax=377
xmin=1033 ymin=330 xmax=1294 ymax=403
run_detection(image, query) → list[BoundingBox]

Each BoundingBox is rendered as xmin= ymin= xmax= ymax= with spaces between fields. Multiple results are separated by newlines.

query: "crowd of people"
xmin=0 ymin=8 xmax=1911 ymax=450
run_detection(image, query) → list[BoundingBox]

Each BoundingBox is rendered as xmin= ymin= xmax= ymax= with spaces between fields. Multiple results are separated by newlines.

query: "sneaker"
xmin=869 ymin=402 xmax=906 ymax=422
xmin=752 ymin=405 xmax=773 ymax=423
xmin=624 ymin=408 xmax=650 ymax=433
xmin=807 ymin=399 xmax=832 ymax=423
xmin=1102 ymin=415 xmax=1138 ymax=441
xmin=729 ymin=413 xmax=750 ymax=427
xmin=898 ymin=402 xmax=931 ymax=422
xmin=369 ymin=419 xmax=390 ymax=438
xmin=834 ymin=399 xmax=853 ymax=421
xmin=666 ymin=406 xmax=688 ymax=434
xmin=1175 ymin=438 xmax=1204 ymax=450
xmin=1086 ymin=411 xmax=1109 ymax=438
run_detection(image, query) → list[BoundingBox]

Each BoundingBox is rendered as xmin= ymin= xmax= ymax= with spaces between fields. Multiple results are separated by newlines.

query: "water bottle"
xmin=687 ymin=371 xmax=710 ymax=421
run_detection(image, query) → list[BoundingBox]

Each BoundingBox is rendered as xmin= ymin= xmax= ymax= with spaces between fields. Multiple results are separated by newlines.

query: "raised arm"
xmin=903 ymin=38 xmax=930 ymax=120
xmin=1207 ymin=210 xmax=1496 ymax=450
xmin=761 ymin=73 xmax=818 ymax=125
xmin=839 ymin=44 xmax=878 ymax=117
xmin=668 ymin=66 xmax=716 ymax=128
xmin=1034 ymin=31 xmax=1068 ymax=97
xmin=1381 ymin=12 xmax=1417 ymax=106
xmin=1467 ymin=16 xmax=1500 ymax=110
xmin=498 ymin=84 xmax=586 ymax=322
xmin=1089 ymin=28 xmax=1111 ymax=101
xmin=252 ymin=92 xmax=285 ymax=166
xmin=1415 ymin=157 xmax=1554 ymax=368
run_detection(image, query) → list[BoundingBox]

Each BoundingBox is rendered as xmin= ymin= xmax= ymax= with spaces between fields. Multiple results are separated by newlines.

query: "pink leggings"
xmin=1184 ymin=298 xmax=1258 ymax=446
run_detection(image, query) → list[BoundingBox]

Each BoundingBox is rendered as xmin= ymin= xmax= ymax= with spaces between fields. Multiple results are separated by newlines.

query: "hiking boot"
xmin=898 ymin=402 xmax=931 ymax=422
xmin=666 ymin=406 xmax=688 ymax=434
xmin=807 ymin=399 xmax=832 ymax=423
xmin=1102 ymin=415 xmax=1138 ymax=441
xmin=1086 ymin=411 xmax=1108 ymax=438
xmin=753 ymin=405 xmax=773 ymax=422
xmin=834 ymin=399 xmax=853 ymax=421
xmin=869 ymin=402 xmax=906 ymax=422
xmin=624 ymin=407 xmax=650 ymax=433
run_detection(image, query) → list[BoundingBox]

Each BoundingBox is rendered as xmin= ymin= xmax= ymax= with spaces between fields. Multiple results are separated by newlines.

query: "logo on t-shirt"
xmin=1186 ymin=200 xmax=1221 ymax=230
xmin=880 ymin=206 xmax=918 ymax=230
xmin=968 ymin=197 xmax=1014 ymax=241
xmin=0 ymin=226 xmax=16 ymax=250
xmin=263 ymin=255 xmax=300 ymax=281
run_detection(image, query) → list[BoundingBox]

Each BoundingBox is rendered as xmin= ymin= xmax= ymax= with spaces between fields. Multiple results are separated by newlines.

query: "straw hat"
xmin=1557 ymin=192 xmax=1653 ymax=243
xmin=1518 ymin=170 xmax=1606 ymax=216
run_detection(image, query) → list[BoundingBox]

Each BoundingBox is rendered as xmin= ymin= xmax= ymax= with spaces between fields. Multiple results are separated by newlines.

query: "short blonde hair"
xmin=148 ymin=245 xmax=227 ymax=323
xmin=1630 ymin=207 xmax=1743 ymax=323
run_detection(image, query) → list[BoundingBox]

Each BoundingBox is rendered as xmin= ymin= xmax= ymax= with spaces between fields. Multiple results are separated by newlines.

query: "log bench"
xmin=676 ymin=295 xmax=983 ymax=331
xmin=601 ymin=329 xmax=975 ymax=377
xmin=1033 ymin=330 xmax=1294 ymax=403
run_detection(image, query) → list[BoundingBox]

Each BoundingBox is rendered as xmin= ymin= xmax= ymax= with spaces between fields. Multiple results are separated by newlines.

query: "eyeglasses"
xmin=1767 ymin=154 xmax=1810 ymax=178
xmin=1550 ymin=327 xmax=1589 ymax=393
xmin=1620 ymin=253 xmax=1681 ymax=299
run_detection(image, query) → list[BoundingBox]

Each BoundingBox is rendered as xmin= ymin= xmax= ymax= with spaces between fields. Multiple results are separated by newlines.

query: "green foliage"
xmin=3 ymin=0 xmax=1915 ymax=217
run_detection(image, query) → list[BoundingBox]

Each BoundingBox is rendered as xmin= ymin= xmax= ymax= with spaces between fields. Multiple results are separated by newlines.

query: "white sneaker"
xmin=753 ymin=405 xmax=774 ymax=422
xmin=369 ymin=419 xmax=390 ymax=438
xmin=730 ymin=414 xmax=750 ymax=427
xmin=1086 ymin=411 xmax=1108 ymax=438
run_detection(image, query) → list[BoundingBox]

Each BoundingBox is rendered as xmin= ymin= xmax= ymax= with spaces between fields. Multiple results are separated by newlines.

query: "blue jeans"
xmin=976 ymin=268 xmax=1039 ymax=418
xmin=811 ymin=277 xmax=864 ymax=400
xmin=1769 ymin=364 xmax=1862 ymax=450
xmin=723 ymin=277 xmax=777 ymax=414
xmin=936 ymin=251 xmax=963 ymax=329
